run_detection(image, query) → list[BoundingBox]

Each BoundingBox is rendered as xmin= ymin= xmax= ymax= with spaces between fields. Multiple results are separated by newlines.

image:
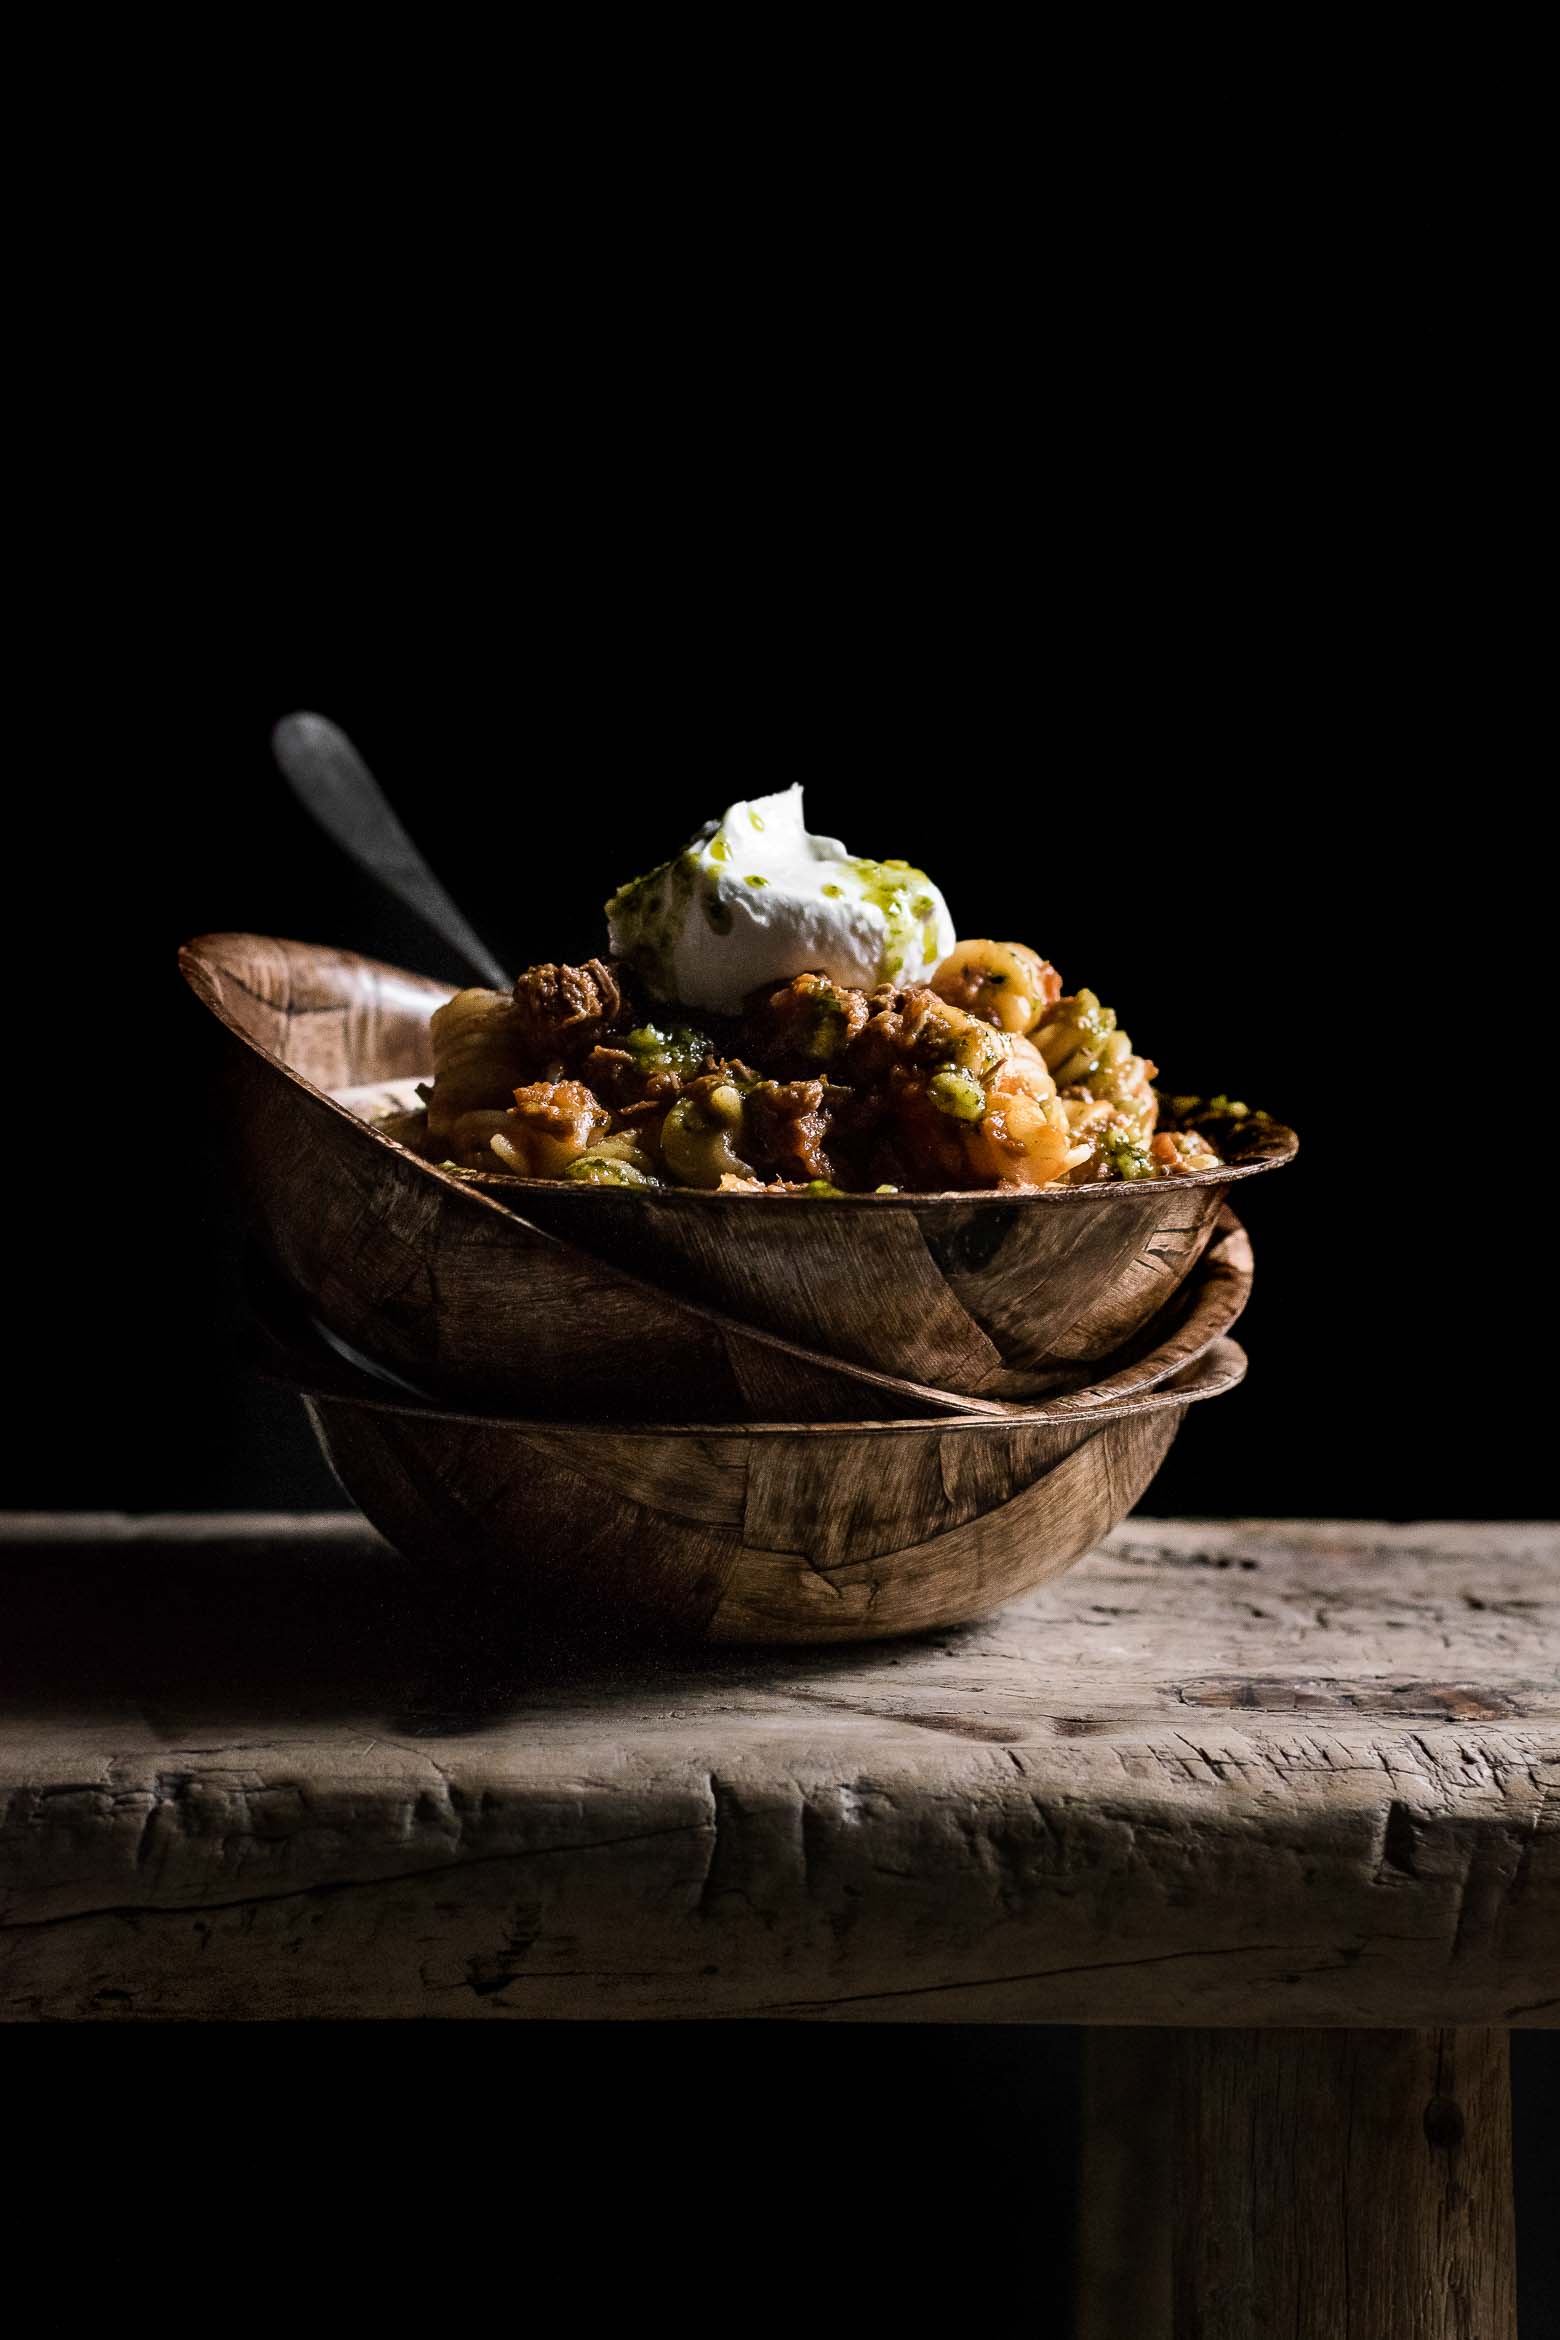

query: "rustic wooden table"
xmin=3 ymin=1513 xmax=1555 ymax=2337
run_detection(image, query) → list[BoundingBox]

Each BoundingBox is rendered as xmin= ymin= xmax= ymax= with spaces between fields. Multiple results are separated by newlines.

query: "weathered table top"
xmin=2 ymin=1514 xmax=1555 ymax=2024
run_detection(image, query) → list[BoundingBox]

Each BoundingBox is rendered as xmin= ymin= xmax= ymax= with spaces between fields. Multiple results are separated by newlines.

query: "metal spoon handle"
xmin=272 ymin=711 xmax=511 ymax=991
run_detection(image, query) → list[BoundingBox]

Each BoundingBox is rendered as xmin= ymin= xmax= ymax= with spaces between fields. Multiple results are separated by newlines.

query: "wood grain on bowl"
xmin=258 ymin=1282 xmax=1247 ymax=1644
xmin=497 ymin=1155 xmax=1283 ymax=1395
xmin=183 ymin=931 xmax=449 ymax=1089
xmin=182 ymin=933 xmax=1000 ymax=1422
xmin=181 ymin=932 xmax=1290 ymax=1411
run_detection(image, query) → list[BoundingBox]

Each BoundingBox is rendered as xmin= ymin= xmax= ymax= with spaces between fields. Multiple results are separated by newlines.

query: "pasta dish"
xmin=385 ymin=789 xmax=1259 ymax=1195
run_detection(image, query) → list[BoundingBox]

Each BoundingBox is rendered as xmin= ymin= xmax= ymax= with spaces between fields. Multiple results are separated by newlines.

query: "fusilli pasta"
xmin=407 ymin=946 xmax=1228 ymax=1193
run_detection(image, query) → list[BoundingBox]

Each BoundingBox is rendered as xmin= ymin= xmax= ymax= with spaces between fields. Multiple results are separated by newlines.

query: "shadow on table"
xmin=0 ymin=1524 xmax=999 ymax=1739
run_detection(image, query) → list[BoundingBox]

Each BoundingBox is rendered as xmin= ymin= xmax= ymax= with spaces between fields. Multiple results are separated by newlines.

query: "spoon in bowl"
xmin=272 ymin=710 xmax=511 ymax=990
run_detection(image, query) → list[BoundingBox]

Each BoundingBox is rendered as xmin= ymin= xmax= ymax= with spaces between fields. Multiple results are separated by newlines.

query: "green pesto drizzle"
xmin=605 ymin=842 xmax=704 ymax=999
xmin=608 ymin=819 xmax=946 ymax=1000
xmin=840 ymin=855 xmax=943 ymax=983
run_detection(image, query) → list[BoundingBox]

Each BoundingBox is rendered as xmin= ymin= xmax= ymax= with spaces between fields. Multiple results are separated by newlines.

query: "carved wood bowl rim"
xmin=180 ymin=931 xmax=1299 ymax=1211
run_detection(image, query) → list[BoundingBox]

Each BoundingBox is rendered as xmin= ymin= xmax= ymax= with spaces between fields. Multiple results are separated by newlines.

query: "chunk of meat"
xmin=847 ymin=986 xmax=1006 ymax=1083
xmin=510 ymin=958 xmax=628 ymax=1064
xmin=578 ymin=1042 xmax=688 ymax=1114
xmin=871 ymin=1066 xmax=972 ymax=1188
xmin=741 ymin=973 xmax=870 ymax=1069
xmin=489 ymin=1079 xmax=609 ymax=1177
xmin=743 ymin=1077 xmax=839 ymax=1183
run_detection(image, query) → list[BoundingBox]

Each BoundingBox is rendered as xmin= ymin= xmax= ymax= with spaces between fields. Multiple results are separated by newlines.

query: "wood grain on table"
xmin=1 ymin=1515 xmax=1555 ymax=2027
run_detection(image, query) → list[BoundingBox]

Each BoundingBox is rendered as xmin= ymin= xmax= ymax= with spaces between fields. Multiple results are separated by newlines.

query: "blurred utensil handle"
xmin=272 ymin=710 xmax=512 ymax=991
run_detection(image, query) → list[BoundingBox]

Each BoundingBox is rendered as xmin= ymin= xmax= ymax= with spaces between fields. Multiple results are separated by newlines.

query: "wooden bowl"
xmin=265 ymin=1302 xmax=1248 ymax=1645
xmin=181 ymin=931 xmax=1291 ymax=1411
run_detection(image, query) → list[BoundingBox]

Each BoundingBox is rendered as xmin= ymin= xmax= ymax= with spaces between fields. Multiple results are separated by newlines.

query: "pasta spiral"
xmin=410 ymin=947 xmax=1230 ymax=1191
xmin=426 ymin=988 xmax=536 ymax=1167
xmin=1034 ymin=989 xmax=1158 ymax=1146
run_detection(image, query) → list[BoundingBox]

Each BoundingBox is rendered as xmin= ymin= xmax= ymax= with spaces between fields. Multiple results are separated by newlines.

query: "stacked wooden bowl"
xmin=183 ymin=933 xmax=1296 ymax=1643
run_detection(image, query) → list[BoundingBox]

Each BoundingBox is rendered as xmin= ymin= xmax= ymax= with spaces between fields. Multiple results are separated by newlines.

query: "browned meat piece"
xmin=740 ymin=972 xmax=870 ymax=1069
xmin=578 ymin=1042 xmax=703 ymax=1124
xmin=490 ymin=1079 xmax=609 ymax=1177
xmin=510 ymin=958 xmax=629 ymax=1064
xmin=610 ymin=1090 xmax=677 ymax=1132
xmin=847 ymin=986 xmax=1005 ymax=1083
xmin=578 ymin=1042 xmax=639 ymax=1106
xmin=871 ymin=1065 xmax=972 ymax=1189
xmin=742 ymin=1076 xmax=841 ymax=1183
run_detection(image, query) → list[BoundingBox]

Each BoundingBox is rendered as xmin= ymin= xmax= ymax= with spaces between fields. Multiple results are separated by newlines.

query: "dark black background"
xmin=12 ymin=603 xmax=1545 ymax=1520
xmin=6 ymin=235 xmax=1554 ymax=2326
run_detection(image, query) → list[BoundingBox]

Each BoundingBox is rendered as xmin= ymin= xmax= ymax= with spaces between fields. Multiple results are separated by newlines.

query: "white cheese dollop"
xmin=605 ymin=786 xmax=956 ymax=1015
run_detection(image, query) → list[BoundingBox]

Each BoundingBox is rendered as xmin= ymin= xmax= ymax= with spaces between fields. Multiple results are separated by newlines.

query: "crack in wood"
xmin=4 ymin=1517 xmax=1556 ymax=2022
